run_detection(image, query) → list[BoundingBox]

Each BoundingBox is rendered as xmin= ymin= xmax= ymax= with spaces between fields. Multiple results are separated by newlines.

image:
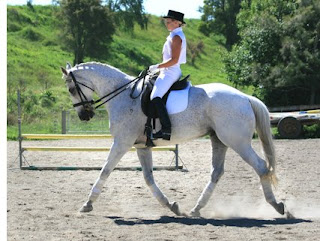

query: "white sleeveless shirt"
xmin=162 ymin=27 xmax=187 ymax=67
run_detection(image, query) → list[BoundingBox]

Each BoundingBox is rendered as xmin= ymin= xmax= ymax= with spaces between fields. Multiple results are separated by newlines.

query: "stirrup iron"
xmin=152 ymin=130 xmax=171 ymax=141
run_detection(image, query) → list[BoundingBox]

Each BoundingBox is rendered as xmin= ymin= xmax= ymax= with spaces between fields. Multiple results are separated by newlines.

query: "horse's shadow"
xmin=106 ymin=215 xmax=311 ymax=228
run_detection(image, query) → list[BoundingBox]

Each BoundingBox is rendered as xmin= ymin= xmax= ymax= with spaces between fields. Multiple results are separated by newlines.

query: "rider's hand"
xmin=148 ymin=64 xmax=160 ymax=74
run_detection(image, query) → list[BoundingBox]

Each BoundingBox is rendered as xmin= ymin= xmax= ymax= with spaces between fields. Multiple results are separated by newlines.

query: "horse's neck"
xmin=87 ymin=64 xmax=134 ymax=110
xmin=89 ymin=64 xmax=133 ymax=98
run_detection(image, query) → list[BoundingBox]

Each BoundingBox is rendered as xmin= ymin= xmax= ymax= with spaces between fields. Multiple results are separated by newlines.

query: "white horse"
xmin=61 ymin=62 xmax=285 ymax=217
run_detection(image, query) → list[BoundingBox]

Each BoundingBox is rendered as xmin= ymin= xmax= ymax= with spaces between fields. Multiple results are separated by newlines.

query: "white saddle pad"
xmin=166 ymin=82 xmax=191 ymax=114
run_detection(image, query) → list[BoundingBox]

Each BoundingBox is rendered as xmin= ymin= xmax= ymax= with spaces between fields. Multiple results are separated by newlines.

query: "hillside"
xmin=7 ymin=5 xmax=231 ymax=136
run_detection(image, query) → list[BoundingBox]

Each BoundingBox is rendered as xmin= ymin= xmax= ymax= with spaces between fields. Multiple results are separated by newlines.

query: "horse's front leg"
xmin=137 ymin=148 xmax=182 ymax=216
xmin=80 ymin=141 xmax=131 ymax=212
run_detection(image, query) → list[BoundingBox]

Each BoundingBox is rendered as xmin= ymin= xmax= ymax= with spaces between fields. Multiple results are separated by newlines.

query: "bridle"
xmin=69 ymin=69 xmax=148 ymax=110
xmin=69 ymin=71 xmax=95 ymax=109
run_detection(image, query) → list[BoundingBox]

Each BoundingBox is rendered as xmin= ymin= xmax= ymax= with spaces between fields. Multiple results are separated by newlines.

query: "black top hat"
xmin=163 ymin=10 xmax=185 ymax=24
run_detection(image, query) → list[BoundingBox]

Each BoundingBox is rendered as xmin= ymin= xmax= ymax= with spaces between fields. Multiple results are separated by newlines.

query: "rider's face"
xmin=164 ymin=18 xmax=180 ymax=31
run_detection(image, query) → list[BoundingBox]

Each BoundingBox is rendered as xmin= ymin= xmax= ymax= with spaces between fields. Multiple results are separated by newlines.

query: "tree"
xmin=27 ymin=0 xmax=35 ymax=11
xmin=225 ymin=0 xmax=320 ymax=106
xmin=225 ymin=12 xmax=283 ymax=88
xmin=104 ymin=0 xmax=148 ymax=31
xmin=237 ymin=0 xmax=297 ymax=30
xmin=273 ymin=0 xmax=320 ymax=104
xmin=58 ymin=0 xmax=116 ymax=64
xmin=199 ymin=0 xmax=242 ymax=50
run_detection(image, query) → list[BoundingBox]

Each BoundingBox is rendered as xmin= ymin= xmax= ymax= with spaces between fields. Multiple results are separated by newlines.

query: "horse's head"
xmin=61 ymin=63 xmax=95 ymax=121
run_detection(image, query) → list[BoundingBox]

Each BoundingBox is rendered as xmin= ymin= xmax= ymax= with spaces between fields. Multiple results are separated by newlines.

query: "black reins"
xmin=70 ymin=69 xmax=148 ymax=109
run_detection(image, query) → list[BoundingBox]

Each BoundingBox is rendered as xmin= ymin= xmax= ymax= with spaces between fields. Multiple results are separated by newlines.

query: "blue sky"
xmin=7 ymin=0 xmax=204 ymax=19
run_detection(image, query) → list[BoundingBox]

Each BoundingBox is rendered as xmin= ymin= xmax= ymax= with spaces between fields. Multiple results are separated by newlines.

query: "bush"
xmin=303 ymin=124 xmax=320 ymax=139
xmin=7 ymin=7 xmax=33 ymax=25
xmin=188 ymin=40 xmax=205 ymax=66
xmin=42 ymin=39 xmax=57 ymax=46
xmin=21 ymin=26 xmax=43 ymax=41
xmin=40 ymin=90 xmax=56 ymax=108
xmin=7 ymin=22 xmax=21 ymax=32
xmin=7 ymin=113 xmax=17 ymax=126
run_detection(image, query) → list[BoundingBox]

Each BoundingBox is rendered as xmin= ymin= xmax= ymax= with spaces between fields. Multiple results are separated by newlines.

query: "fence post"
xmin=17 ymin=90 xmax=22 ymax=169
xmin=61 ymin=110 xmax=67 ymax=134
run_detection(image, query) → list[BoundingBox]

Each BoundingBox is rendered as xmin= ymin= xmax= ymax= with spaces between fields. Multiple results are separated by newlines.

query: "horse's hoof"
xmin=275 ymin=202 xmax=285 ymax=215
xmin=285 ymin=210 xmax=295 ymax=219
xmin=80 ymin=202 xmax=93 ymax=213
xmin=190 ymin=208 xmax=201 ymax=217
xmin=170 ymin=201 xmax=181 ymax=216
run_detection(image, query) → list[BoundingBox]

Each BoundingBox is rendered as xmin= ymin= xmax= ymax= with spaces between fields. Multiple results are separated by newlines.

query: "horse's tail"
xmin=248 ymin=96 xmax=278 ymax=186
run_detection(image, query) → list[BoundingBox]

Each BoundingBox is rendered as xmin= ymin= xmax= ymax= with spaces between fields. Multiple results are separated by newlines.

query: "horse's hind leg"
xmin=190 ymin=133 xmax=227 ymax=217
xmin=137 ymin=148 xmax=182 ymax=216
xmin=234 ymin=145 xmax=284 ymax=215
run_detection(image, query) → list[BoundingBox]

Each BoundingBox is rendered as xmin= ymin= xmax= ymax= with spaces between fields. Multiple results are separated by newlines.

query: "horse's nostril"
xmin=69 ymin=87 xmax=76 ymax=95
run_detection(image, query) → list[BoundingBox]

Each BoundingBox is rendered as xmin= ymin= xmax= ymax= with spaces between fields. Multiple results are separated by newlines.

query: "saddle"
xmin=133 ymin=73 xmax=190 ymax=147
xmin=140 ymin=74 xmax=190 ymax=118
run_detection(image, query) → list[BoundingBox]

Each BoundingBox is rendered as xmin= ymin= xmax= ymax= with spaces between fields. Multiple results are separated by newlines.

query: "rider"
xmin=148 ymin=10 xmax=187 ymax=141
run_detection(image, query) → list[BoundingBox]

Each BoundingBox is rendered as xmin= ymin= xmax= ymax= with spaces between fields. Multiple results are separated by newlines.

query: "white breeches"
xmin=150 ymin=67 xmax=182 ymax=100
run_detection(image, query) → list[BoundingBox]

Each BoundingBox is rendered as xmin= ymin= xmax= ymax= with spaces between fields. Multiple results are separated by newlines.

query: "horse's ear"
xmin=60 ymin=66 xmax=68 ymax=76
xmin=66 ymin=62 xmax=72 ymax=70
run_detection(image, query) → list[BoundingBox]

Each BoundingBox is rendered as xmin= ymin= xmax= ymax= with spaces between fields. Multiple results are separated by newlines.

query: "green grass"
xmin=7 ymin=6 xmax=320 ymax=140
xmin=103 ymin=16 xmax=229 ymax=85
xmin=6 ymin=5 xmax=245 ymax=139
xmin=8 ymin=121 xmax=61 ymax=141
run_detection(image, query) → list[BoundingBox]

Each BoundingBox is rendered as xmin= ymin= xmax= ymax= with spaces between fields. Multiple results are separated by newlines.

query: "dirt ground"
xmin=7 ymin=138 xmax=320 ymax=241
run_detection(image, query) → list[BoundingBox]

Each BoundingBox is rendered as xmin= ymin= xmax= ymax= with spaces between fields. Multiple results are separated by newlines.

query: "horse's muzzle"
xmin=78 ymin=107 xmax=95 ymax=121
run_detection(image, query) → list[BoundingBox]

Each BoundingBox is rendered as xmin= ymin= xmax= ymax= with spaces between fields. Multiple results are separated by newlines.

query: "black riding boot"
xmin=151 ymin=97 xmax=171 ymax=140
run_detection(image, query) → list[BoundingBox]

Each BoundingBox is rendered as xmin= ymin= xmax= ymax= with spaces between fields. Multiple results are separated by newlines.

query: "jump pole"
xmin=17 ymin=90 xmax=182 ymax=171
xmin=19 ymin=143 xmax=182 ymax=171
xmin=20 ymin=166 xmax=180 ymax=171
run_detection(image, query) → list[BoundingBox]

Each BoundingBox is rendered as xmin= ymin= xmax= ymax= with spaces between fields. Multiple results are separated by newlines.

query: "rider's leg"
xmin=150 ymin=69 xmax=181 ymax=140
xmin=151 ymin=97 xmax=171 ymax=140
xmin=150 ymin=68 xmax=181 ymax=100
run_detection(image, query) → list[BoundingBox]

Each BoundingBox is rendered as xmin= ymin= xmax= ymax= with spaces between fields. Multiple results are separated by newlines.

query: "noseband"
xmin=69 ymin=72 xmax=95 ymax=108
xmin=69 ymin=69 xmax=148 ymax=109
